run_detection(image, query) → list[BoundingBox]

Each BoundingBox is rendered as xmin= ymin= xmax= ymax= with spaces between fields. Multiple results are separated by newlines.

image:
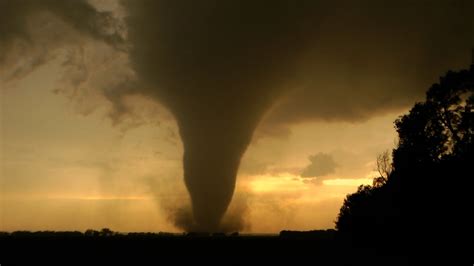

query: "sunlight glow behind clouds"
xmin=248 ymin=174 xmax=373 ymax=193
xmin=322 ymin=178 xmax=373 ymax=187
xmin=1 ymin=56 xmax=401 ymax=233
xmin=249 ymin=175 xmax=309 ymax=193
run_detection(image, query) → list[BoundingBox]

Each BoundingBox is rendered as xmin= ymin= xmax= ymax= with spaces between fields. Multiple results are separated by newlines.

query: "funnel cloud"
xmin=122 ymin=0 xmax=327 ymax=231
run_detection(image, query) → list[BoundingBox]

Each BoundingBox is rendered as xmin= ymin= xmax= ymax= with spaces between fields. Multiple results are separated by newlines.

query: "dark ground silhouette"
xmin=0 ymin=229 xmax=406 ymax=265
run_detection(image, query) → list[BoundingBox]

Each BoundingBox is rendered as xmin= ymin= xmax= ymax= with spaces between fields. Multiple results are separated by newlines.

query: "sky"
xmin=1 ymin=0 xmax=473 ymax=232
xmin=0 ymin=62 xmax=397 ymax=232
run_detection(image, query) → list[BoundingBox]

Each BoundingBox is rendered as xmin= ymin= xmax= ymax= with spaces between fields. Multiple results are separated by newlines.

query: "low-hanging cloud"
xmin=2 ymin=0 xmax=474 ymax=231
xmin=301 ymin=153 xmax=338 ymax=178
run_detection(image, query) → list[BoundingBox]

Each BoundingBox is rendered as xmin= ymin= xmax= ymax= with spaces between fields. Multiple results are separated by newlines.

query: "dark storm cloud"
xmin=301 ymin=153 xmax=338 ymax=178
xmin=2 ymin=0 xmax=473 ymax=231
xmin=121 ymin=0 xmax=329 ymax=231
xmin=259 ymin=0 xmax=474 ymax=130
xmin=0 ymin=0 xmax=122 ymax=50
xmin=0 ymin=0 xmax=125 ymax=85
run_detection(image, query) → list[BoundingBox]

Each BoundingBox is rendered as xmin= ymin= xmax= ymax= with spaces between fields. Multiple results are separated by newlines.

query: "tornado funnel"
xmin=178 ymin=108 xmax=259 ymax=231
xmin=123 ymin=0 xmax=321 ymax=231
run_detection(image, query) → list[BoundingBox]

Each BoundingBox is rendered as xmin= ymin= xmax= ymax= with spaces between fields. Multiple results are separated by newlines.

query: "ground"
xmin=0 ymin=230 xmax=407 ymax=265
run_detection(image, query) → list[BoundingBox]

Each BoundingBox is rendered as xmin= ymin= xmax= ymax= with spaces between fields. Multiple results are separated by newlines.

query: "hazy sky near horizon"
xmin=1 ymin=62 xmax=398 ymax=232
xmin=1 ymin=0 xmax=473 ymax=232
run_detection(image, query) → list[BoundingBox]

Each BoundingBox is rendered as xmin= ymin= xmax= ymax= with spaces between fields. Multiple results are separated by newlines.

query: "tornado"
xmin=122 ymin=0 xmax=322 ymax=231
xmin=4 ymin=0 xmax=474 ymax=232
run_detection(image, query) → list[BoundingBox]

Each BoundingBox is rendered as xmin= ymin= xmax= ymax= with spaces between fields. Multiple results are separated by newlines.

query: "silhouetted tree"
xmin=336 ymin=185 xmax=377 ymax=233
xmin=373 ymin=150 xmax=392 ymax=187
xmin=100 ymin=228 xmax=114 ymax=237
xmin=393 ymin=68 xmax=474 ymax=170
xmin=85 ymin=229 xmax=100 ymax=237
xmin=336 ymin=65 xmax=473 ymax=252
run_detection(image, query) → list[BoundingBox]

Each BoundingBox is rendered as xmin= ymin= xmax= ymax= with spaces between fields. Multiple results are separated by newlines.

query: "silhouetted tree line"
xmin=0 ymin=228 xmax=179 ymax=239
xmin=0 ymin=228 xmax=340 ymax=240
xmin=1 ymin=228 xmax=393 ymax=266
xmin=0 ymin=229 xmax=249 ymax=239
xmin=336 ymin=65 xmax=473 ymax=254
xmin=280 ymin=229 xmax=336 ymax=240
